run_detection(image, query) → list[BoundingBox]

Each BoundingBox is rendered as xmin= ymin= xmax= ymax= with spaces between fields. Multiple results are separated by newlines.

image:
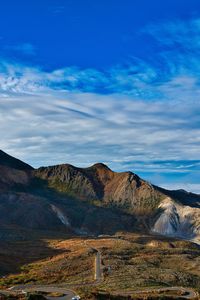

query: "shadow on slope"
xmin=1 ymin=174 xmax=139 ymax=237
xmin=0 ymin=235 xmax=68 ymax=278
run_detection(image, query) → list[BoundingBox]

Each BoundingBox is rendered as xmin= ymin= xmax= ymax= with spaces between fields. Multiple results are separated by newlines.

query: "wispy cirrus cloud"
xmin=4 ymin=43 xmax=36 ymax=56
xmin=0 ymin=60 xmax=157 ymax=96
xmin=143 ymin=18 xmax=200 ymax=77
xmin=1 ymin=17 xmax=200 ymax=192
xmin=1 ymin=65 xmax=200 ymax=192
xmin=145 ymin=18 xmax=200 ymax=50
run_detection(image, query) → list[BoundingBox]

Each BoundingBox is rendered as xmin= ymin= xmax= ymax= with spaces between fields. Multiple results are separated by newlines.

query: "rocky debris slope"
xmin=152 ymin=197 xmax=200 ymax=244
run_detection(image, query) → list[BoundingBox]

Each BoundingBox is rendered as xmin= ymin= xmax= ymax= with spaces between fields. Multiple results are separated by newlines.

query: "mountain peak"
xmin=0 ymin=149 xmax=33 ymax=171
xmin=90 ymin=162 xmax=112 ymax=171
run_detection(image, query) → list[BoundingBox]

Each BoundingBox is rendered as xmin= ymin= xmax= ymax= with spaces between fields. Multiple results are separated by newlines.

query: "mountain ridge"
xmin=0 ymin=150 xmax=33 ymax=171
xmin=0 ymin=150 xmax=200 ymax=243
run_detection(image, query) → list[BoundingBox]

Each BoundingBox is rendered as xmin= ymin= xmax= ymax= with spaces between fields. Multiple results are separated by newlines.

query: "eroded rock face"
xmin=152 ymin=197 xmax=200 ymax=243
xmin=35 ymin=163 xmax=163 ymax=213
xmin=35 ymin=164 xmax=100 ymax=199
xmin=0 ymin=152 xmax=139 ymax=234
xmin=34 ymin=162 xmax=200 ymax=241
xmin=1 ymin=149 xmax=200 ymax=240
xmin=104 ymin=172 xmax=162 ymax=212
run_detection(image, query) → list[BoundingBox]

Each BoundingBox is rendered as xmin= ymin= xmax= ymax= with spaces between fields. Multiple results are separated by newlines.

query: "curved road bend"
xmin=1 ymin=246 xmax=198 ymax=300
xmin=1 ymin=286 xmax=76 ymax=300
xmin=1 ymin=285 xmax=198 ymax=300
xmin=2 ymin=248 xmax=102 ymax=300
xmin=113 ymin=287 xmax=198 ymax=299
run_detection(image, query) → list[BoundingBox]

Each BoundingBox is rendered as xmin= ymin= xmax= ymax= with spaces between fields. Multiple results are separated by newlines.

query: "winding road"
xmin=1 ymin=286 xmax=76 ymax=300
xmin=0 ymin=247 xmax=198 ymax=300
xmin=113 ymin=287 xmax=199 ymax=299
xmin=0 ymin=248 xmax=102 ymax=300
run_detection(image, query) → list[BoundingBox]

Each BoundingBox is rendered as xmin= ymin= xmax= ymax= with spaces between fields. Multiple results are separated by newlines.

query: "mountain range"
xmin=0 ymin=149 xmax=200 ymax=243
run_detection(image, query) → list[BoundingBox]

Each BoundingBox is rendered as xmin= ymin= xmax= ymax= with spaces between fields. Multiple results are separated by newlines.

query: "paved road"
xmin=1 ymin=285 xmax=198 ymax=300
xmin=0 ymin=242 xmax=198 ymax=300
xmin=94 ymin=250 xmax=102 ymax=281
xmin=1 ymin=286 xmax=76 ymax=300
xmin=1 ymin=247 xmax=102 ymax=300
xmin=1 ymin=245 xmax=102 ymax=300
xmin=114 ymin=286 xmax=198 ymax=299
xmin=83 ymin=240 xmax=102 ymax=283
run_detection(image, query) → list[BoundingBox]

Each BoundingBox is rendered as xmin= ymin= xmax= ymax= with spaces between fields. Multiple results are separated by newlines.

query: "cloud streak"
xmin=1 ymin=17 xmax=200 ymax=192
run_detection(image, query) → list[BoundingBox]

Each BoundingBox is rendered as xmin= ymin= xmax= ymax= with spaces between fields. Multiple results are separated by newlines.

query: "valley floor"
xmin=0 ymin=231 xmax=200 ymax=299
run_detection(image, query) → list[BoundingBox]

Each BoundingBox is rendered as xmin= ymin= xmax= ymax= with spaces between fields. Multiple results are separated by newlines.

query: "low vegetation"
xmin=0 ymin=233 xmax=200 ymax=300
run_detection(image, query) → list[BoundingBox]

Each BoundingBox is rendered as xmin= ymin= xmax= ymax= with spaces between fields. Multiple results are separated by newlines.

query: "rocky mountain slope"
xmin=0 ymin=150 xmax=33 ymax=192
xmin=0 ymin=149 xmax=200 ymax=243
xmin=35 ymin=163 xmax=163 ymax=212
xmin=0 ymin=150 xmax=33 ymax=171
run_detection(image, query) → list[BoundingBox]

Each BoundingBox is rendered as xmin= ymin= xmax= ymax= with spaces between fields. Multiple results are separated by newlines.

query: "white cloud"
xmin=0 ymin=71 xmax=199 ymax=173
xmin=161 ymin=183 xmax=200 ymax=195
xmin=1 ymin=18 xmax=200 ymax=192
xmin=145 ymin=18 xmax=200 ymax=50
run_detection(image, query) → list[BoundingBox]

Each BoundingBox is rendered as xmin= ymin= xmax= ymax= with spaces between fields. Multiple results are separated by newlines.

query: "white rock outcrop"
xmin=51 ymin=204 xmax=70 ymax=227
xmin=152 ymin=197 xmax=200 ymax=244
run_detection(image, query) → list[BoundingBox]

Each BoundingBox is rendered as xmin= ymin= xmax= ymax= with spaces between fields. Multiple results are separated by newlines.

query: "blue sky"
xmin=0 ymin=0 xmax=200 ymax=193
